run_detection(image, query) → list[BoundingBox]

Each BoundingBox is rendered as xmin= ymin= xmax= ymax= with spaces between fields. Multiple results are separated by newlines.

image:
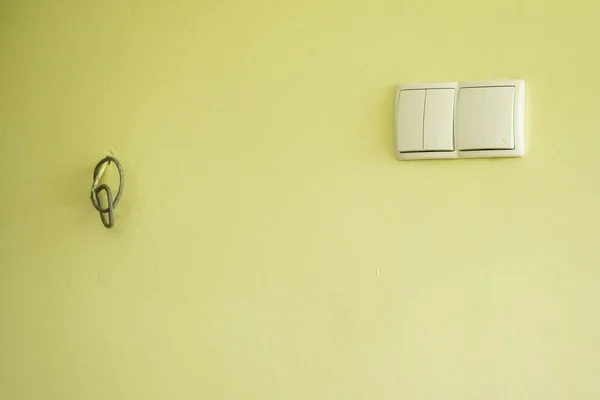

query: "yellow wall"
xmin=2 ymin=0 xmax=600 ymax=398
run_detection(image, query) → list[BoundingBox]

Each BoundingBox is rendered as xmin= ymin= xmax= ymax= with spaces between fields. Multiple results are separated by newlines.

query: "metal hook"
xmin=90 ymin=156 xmax=124 ymax=228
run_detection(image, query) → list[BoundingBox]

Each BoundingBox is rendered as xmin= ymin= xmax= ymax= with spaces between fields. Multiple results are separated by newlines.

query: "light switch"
xmin=395 ymin=80 xmax=524 ymax=160
xmin=456 ymin=86 xmax=515 ymax=151
xmin=424 ymin=89 xmax=455 ymax=151
xmin=396 ymin=90 xmax=425 ymax=152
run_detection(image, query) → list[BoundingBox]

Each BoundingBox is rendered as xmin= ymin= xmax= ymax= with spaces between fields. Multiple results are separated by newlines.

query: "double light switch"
xmin=397 ymin=88 xmax=455 ymax=152
xmin=395 ymin=80 xmax=525 ymax=160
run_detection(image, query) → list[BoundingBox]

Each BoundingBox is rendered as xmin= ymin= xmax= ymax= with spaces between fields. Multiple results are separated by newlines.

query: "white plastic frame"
xmin=395 ymin=80 xmax=525 ymax=161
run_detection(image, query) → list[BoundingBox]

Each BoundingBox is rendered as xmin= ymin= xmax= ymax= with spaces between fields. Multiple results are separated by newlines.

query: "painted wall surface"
xmin=1 ymin=0 xmax=600 ymax=399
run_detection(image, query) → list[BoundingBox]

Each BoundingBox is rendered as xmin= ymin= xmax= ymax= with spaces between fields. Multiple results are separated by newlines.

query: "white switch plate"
xmin=395 ymin=80 xmax=525 ymax=161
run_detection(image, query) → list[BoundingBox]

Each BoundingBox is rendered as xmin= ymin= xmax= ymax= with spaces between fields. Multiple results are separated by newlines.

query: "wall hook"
xmin=90 ymin=156 xmax=124 ymax=228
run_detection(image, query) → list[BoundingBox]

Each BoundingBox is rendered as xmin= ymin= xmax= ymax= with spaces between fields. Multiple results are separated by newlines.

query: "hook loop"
xmin=90 ymin=156 xmax=124 ymax=228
